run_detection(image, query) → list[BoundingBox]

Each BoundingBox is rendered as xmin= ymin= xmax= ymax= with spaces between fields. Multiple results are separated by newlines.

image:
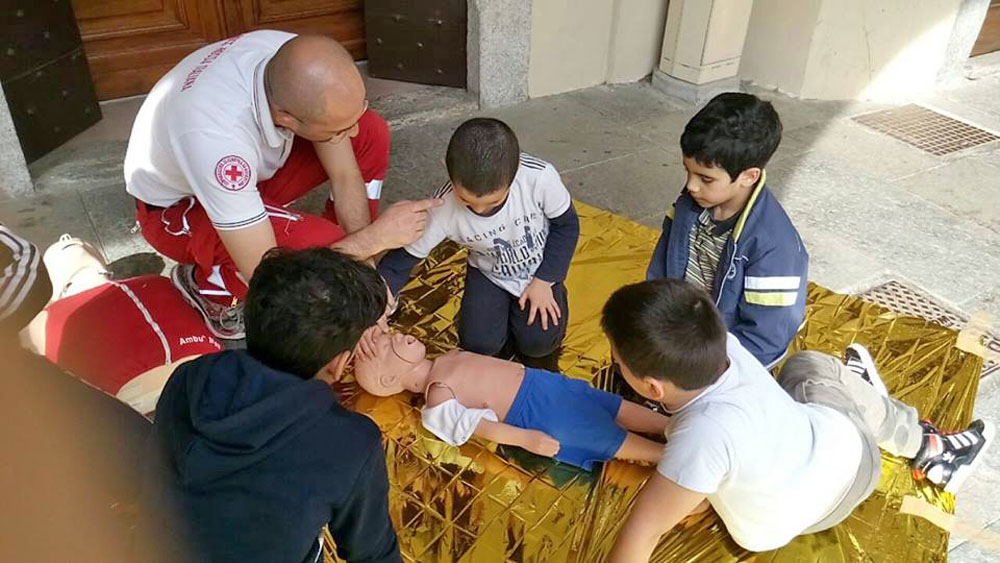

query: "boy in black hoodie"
xmin=139 ymin=247 xmax=400 ymax=563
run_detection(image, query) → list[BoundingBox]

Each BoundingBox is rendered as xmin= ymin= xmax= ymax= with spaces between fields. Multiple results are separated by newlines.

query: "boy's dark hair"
xmin=601 ymin=279 xmax=728 ymax=390
xmin=445 ymin=117 xmax=520 ymax=196
xmin=245 ymin=247 xmax=387 ymax=379
xmin=680 ymin=92 xmax=782 ymax=182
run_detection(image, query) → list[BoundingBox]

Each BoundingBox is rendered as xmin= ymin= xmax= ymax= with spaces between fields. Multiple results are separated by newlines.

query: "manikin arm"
xmin=424 ymin=383 xmax=559 ymax=457
xmin=615 ymin=401 xmax=672 ymax=435
xmin=474 ymin=419 xmax=560 ymax=458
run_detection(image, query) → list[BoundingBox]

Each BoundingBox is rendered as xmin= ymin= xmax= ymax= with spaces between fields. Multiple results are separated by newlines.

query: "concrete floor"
xmin=3 ymin=68 xmax=1000 ymax=560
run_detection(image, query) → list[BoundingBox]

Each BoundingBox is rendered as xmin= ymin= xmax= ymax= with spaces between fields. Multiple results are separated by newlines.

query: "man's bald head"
xmin=266 ymin=35 xmax=366 ymax=140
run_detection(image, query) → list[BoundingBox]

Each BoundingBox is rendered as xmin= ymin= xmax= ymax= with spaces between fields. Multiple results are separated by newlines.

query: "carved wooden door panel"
xmin=228 ymin=0 xmax=366 ymax=59
xmin=71 ymin=0 xmax=228 ymax=100
xmin=71 ymin=0 xmax=365 ymax=100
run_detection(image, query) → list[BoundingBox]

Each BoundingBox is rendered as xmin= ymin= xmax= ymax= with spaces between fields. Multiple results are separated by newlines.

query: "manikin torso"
xmin=424 ymin=350 xmax=526 ymax=420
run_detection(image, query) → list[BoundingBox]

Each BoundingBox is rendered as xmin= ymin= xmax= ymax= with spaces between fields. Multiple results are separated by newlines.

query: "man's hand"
xmin=332 ymin=199 xmax=444 ymax=261
xmin=518 ymin=278 xmax=561 ymax=331
xmin=372 ymin=199 xmax=444 ymax=249
xmin=521 ymin=430 xmax=560 ymax=457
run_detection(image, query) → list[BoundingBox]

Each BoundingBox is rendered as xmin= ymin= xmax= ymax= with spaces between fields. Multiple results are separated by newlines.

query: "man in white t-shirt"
xmin=600 ymin=279 xmax=993 ymax=561
xmin=125 ymin=31 xmax=439 ymax=339
xmin=377 ymin=118 xmax=580 ymax=369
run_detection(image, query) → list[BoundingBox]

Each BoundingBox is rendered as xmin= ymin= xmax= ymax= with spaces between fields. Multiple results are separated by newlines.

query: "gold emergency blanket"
xmin=327 ymin=202 xmax=981 ymax=562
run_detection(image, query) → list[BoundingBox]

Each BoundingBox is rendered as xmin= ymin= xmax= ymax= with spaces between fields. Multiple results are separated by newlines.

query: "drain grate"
xmin=858 ymin=279 xmax=998 ymax=378
xmin=853 ymin=105 xmax=999 ymax=156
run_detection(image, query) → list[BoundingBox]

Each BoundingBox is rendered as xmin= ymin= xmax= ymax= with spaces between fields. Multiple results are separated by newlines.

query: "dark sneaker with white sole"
xmin=844 ymin=343 xmax=889 ymax=397
xmin=910 ymin=419 xmax=993 ymax=493
xmin=170 ymin=263 xmax=245 ymax=340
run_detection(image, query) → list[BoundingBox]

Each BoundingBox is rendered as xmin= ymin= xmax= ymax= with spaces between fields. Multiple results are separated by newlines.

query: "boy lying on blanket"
xmin=354 ymin=331 xmax=668 ymax=470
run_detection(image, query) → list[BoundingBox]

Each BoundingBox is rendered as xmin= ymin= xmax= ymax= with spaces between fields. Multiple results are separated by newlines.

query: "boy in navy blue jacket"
xmin=139 ymin=248 xmax=400 ymax=563
xmin=647 ymin=93 xmax=808 ymax=368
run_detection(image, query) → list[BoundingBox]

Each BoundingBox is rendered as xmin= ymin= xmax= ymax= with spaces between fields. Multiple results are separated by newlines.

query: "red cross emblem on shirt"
xmin=224 ymin=165 xmax=244 ymax=182
xmin=214 ymin=155 xmax=252 ymax=191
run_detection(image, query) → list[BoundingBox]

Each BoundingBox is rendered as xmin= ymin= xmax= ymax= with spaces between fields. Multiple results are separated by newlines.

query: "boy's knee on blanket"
xmin=779 ymin=350 xmax=844 ymax=393
xmin=458 ymin=328 xmax=507 ymax=357
xmin=511 ymin=325 xmax=562 ymax=358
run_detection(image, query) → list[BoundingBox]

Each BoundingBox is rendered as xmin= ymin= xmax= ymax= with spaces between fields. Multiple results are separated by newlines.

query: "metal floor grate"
xmin=853 ymin=105 xmax=999 ymax=156
xmin=858 ymin=279 xmax=998 ymax=377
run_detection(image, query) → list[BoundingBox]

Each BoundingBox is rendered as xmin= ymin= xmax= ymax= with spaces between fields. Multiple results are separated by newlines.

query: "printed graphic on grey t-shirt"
xmin=465 ymin=212 xmax=548 ymax=281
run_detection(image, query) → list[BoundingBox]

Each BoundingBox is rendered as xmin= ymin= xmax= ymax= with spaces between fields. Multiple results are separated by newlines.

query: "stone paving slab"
xmin=0 ymin=192 xmax=103 ymax=257
xmin=949 ymin=373 xmax=1000 ymax=552
xmin=769 ymin=151 xmax=1000 ymax=308
xmin=561 ymin=147 xmax=682 ymax=228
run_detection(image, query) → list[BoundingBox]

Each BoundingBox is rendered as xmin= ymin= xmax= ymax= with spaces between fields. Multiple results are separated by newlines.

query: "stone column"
xmin=652 ymin=0 xmax=755 ymax=105
xmin=0 ymin=84 xmax=33 ymax=198
xmin=467 ymin=0 xmax=531 ymax=108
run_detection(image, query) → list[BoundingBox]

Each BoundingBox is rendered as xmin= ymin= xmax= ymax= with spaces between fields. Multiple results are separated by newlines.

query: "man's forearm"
xmin=331 ymin=224 xmax=386 ymax=261
xmin=330 ymin=174 xmax=371 ymax=233
xmin=314 ymin=140 xmax=370 ymax=234
xmin=216 ymin=220 xmax=278 ymax=283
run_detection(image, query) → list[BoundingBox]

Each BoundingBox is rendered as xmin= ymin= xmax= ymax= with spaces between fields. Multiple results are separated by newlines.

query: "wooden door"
xmin=71 ymin=0 xmax=365 ymax=100
xmin=3 ymin=1 xmax=101 ymax=162
xmin=972 ymin=0 xmax=1000 ymax=57
xmin=365 ymin=0 xmax=467 ymax=88
xmin=71 ymin=0 xmax=229 ymax=100
xmin=228 ymin=0 xmax=366 ymax=59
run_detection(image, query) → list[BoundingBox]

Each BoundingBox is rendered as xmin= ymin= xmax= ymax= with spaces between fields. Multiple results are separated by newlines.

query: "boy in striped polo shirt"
xmin=647 ymin=93 xmax=808 ymax=369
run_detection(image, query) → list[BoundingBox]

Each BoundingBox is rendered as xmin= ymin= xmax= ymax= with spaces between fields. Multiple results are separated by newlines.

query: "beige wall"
xmin=740 ymin=0 xmax=963 ymax=100
xmin=740 ymin=0 xmax=821 ymax=96
xmin=528 ymin=0 xmax=669 ymax=98
xmin=606 ymin=0 xmax=670 ymax=84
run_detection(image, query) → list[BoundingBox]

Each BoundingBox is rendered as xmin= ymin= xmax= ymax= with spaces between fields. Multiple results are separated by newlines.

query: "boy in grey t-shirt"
xmin=601 ymin=280 xmax=992 ymax=560
xmin=379 ymin=118 xmax=579 ymax=367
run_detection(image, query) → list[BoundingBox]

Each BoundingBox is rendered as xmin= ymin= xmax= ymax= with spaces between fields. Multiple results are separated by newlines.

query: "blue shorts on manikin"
xmin=504 ymin=368 xmax=627 ymax=470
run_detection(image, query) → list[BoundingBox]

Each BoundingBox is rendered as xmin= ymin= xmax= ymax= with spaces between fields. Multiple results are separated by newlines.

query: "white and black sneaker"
xmin=170 ymin=263 xmax=245 ymax=340
xmin=911 ymin=419 xmax=994 ymax=493
xmin=844 ymin=343 xmax=889 ymax=397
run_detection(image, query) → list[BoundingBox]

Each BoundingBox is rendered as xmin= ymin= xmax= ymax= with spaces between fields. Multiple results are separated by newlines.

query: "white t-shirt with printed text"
xmin=404 ymin=154 xmax=572 ymax=297
xmin=124 ymin=31 xmax=296 ymax=231
xmin=656 ymin=334 xmax=863 ymax=552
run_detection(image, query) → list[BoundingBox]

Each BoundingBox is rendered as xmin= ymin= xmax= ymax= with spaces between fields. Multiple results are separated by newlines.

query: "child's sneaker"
xmin=171 ymin=264 xmax=245 ymax=340
xmin=844 ymin=343 xmax=889 ymax=397
xmin=910 ymin=419 xmax=994 ymax=493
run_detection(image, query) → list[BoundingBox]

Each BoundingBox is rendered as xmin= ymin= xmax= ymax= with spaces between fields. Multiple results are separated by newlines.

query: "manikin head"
xmin=44 ymin=235 xmax=111 ymax=300
xmin=354 ymin=331 xmax=429 ymax=397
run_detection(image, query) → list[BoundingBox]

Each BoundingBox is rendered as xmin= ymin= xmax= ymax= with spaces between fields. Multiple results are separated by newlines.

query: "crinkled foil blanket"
xmin=326 ymin=203 xmax=981 ymax=563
